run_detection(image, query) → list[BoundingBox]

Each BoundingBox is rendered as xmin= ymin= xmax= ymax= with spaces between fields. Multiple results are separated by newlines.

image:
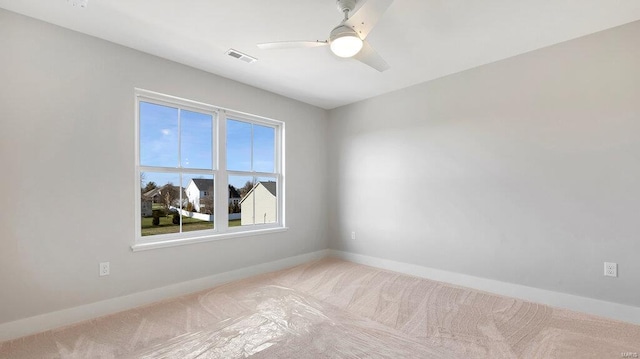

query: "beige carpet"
xmin=1 ymin=258 xmax=639 ymax=358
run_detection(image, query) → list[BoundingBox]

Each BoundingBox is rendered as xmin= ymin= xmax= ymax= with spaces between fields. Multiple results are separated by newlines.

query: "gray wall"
xmin=328 ymin=21 xmax=640 ymax=306
xmin=0 ymin=9 xmax=328 ymax=324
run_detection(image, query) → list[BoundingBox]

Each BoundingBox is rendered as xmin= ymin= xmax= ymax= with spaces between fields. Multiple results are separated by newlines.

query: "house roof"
xmin=228 ymin=185 xmax=240 ymax=199
xmin=189 ymin=178 xmax=241 ymax=199
xmin=143 ymin=184 xmax=171 ymax=198
xmin=142 ymin=184 xmax=185 ymax=199
xmin=142 ymin=187 xmax=161 ymax=198
xmin=261 ymin=181 xmax=277 ymax=197
xmin=239 ymin=181 xmax=277 ymax=204
xmin=191 ymin=178 xmax=213 ymax=191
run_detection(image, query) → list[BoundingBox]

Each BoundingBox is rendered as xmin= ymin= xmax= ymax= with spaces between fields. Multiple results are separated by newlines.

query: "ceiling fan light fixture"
xmin=329 ymin=26 xmax=363 ymax=58
xmin=330 ymin=35 xmax=363 ymax=58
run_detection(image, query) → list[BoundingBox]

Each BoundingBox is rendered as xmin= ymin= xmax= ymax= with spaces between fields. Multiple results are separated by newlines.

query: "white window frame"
xmin=133 ymin=89 xmax=286 ymax=251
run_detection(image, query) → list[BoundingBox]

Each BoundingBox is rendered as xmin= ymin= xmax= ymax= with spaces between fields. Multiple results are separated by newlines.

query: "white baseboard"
xmin=329 ymin=250 xmax=640 ymax=326
xmin=0 ymin=249 xmax=330 ymax=342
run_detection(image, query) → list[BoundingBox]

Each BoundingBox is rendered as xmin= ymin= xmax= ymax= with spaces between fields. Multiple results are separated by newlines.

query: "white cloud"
xmin=161 ymin=129 xmax=171 ymax=136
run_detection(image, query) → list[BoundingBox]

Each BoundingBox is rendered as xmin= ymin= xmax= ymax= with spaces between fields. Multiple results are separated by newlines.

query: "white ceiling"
xmin=2 ymin=0 xmax=640 ymax=109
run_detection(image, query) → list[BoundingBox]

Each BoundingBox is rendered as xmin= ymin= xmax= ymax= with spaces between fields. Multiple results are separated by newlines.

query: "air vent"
xmin=226 ymin=49 xmax=257 ymax=64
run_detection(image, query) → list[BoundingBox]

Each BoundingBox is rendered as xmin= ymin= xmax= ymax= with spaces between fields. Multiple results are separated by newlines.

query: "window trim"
xmin=133 ymin=89 xmax=286 ymax=251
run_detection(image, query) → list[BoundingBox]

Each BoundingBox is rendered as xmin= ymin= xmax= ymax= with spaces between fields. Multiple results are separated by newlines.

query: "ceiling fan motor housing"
xmin=329 ymin=24 xmax=360 ymax=41
xmin=336 ymin=0 xmax=357 ymax=15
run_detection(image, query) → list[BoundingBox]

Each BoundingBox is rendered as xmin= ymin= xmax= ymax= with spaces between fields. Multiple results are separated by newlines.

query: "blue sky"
xmin=227 ymin=119 xmax=275 ymax=173
xmin=140 ymin=102 xmax=276 ymax=190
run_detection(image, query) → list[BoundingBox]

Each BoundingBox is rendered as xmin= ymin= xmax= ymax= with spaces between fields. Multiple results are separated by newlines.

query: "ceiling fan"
xmin=257 ymin=0 xmax=394 ymax=72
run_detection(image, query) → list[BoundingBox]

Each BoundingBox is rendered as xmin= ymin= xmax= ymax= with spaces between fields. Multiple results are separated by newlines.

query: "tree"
xmin=161 ymin=183 xmax=179 ymax=209
xmin=152 ymin=210 xmax=160 ymax=226
xmin=140 ymin=172 xmax=146 ymax=186
xmin=229 ymin=202 xmax=241 ymax=213
xmin=143 ymin=181 xmax=157 ymax=193
xmin=200 ymin=192 xmax=214 ymax=214
xmin=239 ymin=180 xmax=256 ymax=198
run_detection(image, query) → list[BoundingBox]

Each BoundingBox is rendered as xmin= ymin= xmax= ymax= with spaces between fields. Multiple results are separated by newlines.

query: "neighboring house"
xmin=142 ymin=184 xmax=186 ymax=208
xmin=141 ymin=195 xmax=153 ymax=217
xmin=185 ymin=179 xmax=241 ymax=214
xmin=186 ymin=179 xmax=213 ymax=213
xmin=228 ymin=185 xmax=241 ymax=206
xmin=142 ymin=186 xmax=163 ymax=203
xmin=240 ymin=181 xmax=277 ymax=225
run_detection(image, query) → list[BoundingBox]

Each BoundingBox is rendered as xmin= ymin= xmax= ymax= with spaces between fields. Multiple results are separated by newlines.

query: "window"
xmin=227 ymin=118 xmax=278 ymax=228
xmin=135 ymin=89 xmax=284 ymax=250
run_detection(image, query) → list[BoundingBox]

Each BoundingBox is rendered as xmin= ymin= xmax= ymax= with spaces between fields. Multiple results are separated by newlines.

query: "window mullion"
xmin=212 ymin=112 xmax=218 ymax=172
xmin=139 ymin=166 xmax=182 ymax=173
xmin=277 ymin=123 xmax=285 ymax=227
xmin=252 ymin=175 xmax=256 ymax=224
xmin=250 ymin=123 xmax=254 ymax=172
xmin=227 ymin=170 xmax=277 ymax=178
xmin=216 ymin=111 xmax=229 ymax=232
xmin=177 ymin=108 xmax=182 ymax=233
xmin=177 ymin=108 xmax=182 ymax=169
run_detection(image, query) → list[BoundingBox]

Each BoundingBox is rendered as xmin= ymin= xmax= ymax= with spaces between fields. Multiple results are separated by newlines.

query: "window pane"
xmin=140 ymin=172 xmax=180 ymax=236
xmin=182 ymin=174 xmax=214 ymax=233
xmin=181 ymin=110 xmax=213 ymax=170
xmin=233 ymin=176 xmax=278 ymax=226
xmin=255 ymin=177 xmax=277 ymax=224
xmin=227 ymin=119 xmax=252 ymax=171
xmin=229 ymin=175 xmax=253 ymax=227
xmin=140 ymin=102 xmax=178 ymax=167
xmin=253 ymin=125 xmax=275 ymax=173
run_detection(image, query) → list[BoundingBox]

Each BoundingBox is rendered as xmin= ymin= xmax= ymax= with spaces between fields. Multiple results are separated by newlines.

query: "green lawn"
xmin=141 ymin=216 xmax=241 ymax=236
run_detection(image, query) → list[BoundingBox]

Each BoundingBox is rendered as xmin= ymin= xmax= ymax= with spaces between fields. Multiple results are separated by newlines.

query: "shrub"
xmin=172 ymin=212 xmax=180 ymax=225
xmin=152 ymin=214 xmax=160 ymax=226
xmin=230 ymin=203 xmax=241 ymax=213
xmin=152 ymin=208 xmax=166 ymax=217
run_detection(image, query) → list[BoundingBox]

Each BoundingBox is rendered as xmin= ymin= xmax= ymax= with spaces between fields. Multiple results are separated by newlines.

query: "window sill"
xmin=131 ymin=227 xmax=289 ymax=252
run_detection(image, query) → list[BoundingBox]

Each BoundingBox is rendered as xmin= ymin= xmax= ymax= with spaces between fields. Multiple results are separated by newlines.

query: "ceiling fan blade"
xmin=344 ymin=0 xmax=394 ymax=40
xmin=353 ymin=40 xmax=390 ymax=72
xmin=257 ymin=40 xmax=328 ymax=50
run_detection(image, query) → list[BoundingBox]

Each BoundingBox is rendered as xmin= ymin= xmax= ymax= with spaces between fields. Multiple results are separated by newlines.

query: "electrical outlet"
xmin=351 ymin=231 xmax=356 ymax=240
xmin=99 ymin=262 xmax=110 ymax=276
xmin=604 ymin=262 xmax=617 ymax=277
